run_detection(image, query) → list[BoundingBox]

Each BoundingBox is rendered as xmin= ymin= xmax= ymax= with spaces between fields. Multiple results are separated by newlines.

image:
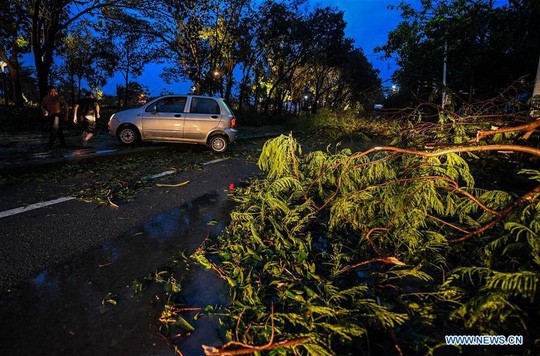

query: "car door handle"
xmin=211 ymin=115 xmax=219 ymax=119
xmin=174 ymin=114 xmax=182 ymax=118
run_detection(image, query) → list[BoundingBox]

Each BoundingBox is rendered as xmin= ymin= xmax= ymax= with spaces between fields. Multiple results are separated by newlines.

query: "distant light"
xmin=304 ymin=95 xmax=308 ymax=100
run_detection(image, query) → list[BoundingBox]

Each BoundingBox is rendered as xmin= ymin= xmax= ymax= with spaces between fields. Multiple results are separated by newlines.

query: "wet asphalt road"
xmin=0 ymin=190 xmax=235 ymax=356
xmin=0 ymin=157 xmax=259 ymax=291
xmin=0 ymin=128 xmax=278 ymax=354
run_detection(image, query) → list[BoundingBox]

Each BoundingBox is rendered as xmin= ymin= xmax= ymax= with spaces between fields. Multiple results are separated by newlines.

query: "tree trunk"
xmin=32 ymin=2 xmax=60 ymax=100
xmin=468 ymin=72 xmax=474 ymax=103
xmin=253 ymin=70 xmax=260 ymax=113
xmin=238 ymin=63 xmax=253 ymax=113
xmin=225 ymin=72 xmax=233 ymax=103
xmin=8 ymin=55 xmax=24 ymax=107
xmin=117 ymin=85 xmax=122 ymax=108
xmin=70 ymin=71 xmax=75 ymax=107
xmin=78 ymin=76 xmax=82 ymax=101
xmin=124 ymin=70 xmax=129 ymax=109
xmin=0 ymin=51 xmax=24 ymax=107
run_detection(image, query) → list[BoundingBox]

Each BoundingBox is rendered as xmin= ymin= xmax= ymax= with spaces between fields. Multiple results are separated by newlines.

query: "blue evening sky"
xmin=102 ymin=0 xmax=405 ymax=95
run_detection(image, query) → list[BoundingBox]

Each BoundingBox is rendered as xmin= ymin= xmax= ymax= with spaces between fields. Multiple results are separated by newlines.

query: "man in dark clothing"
xmin=73 ymin=91 xmax=100 ymax=146
xmin=41 ymin=86 xmax=69 ymax=148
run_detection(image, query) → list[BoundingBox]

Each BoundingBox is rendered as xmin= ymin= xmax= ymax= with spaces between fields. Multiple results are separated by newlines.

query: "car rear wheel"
xmin=118 ymin=125 xmax=140 ymax=145
xmin=209 ymin=135 xmax=228 ymax=153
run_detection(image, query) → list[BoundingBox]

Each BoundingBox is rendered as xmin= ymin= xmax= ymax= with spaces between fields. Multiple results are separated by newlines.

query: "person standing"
xmin=41 ymin=86 xmax=69 ymax=148
xmin=73 ymin=90 xmax=100 ymax=146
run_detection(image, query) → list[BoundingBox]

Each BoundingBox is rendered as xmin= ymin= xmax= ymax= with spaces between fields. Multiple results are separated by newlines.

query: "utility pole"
xmin=532 ymin=56 xmax=540 ymax=117
xmin=442 ymin=40 xmax=448 ymax=108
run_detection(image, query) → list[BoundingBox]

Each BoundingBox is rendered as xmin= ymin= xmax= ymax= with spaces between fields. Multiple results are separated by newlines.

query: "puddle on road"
xmin=63 ymin=148 xmax=118 ymax=158
xmin=0 ymin=189 xmax=235 ymax=355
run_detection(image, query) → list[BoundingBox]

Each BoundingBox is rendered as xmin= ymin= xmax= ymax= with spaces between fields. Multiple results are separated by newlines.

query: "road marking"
xmin=202 ymin=158 xmax=230 ymax=166
xmin=0 ymin=161 xmax=225 ymax=219
xmin=0 ymin=196 xmax=76 ymax=219
xmin=146 ymin=170 xmax=177 ymax=180
xmin=0 ymin=168 xmax=178 ymax=219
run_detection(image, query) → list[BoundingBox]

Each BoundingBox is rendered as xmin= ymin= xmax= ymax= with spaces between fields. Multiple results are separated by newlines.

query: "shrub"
xmin=291 ymin=109 xmax=401 ymax=141
xmin=0 ymin=106 xmax=46 ymax=132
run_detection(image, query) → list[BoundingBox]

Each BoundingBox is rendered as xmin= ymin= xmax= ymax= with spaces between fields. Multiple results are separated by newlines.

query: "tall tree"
xmin=113 ymin=33 xmax=152 ymax=108
xmin=22 ymin=0 xmax=132 ymax=99
xmin=378 ymin=0 xmax=540 ymax=105
xmin=135 ymin=0 xmax=251 ymax=97
xmin=56 ymin=25 xmax=117 ymax=105
xmin=0 ymin=1 xmax=30 ymax=106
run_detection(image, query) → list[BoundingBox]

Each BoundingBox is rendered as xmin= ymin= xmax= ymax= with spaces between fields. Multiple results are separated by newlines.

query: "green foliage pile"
xmin=293 ymin=109 xmax=401 ymax=141
xmin=195 ymin=134 xmax=540 ymax=354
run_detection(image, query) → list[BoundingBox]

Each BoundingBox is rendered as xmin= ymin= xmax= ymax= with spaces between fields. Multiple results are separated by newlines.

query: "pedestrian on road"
xmin=41 ymin=86 xmax=69 ymax=148
xmin=73 ymin=90 xmax=100 ymax=146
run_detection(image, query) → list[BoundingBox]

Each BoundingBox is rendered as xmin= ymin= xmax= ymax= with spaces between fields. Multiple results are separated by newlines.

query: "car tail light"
xmin=230 ymin=117 xmax=236 ymax=128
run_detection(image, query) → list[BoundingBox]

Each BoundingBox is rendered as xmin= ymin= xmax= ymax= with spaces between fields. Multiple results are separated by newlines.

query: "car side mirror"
xmin=152 ymin=106 xmax=157 ymax=115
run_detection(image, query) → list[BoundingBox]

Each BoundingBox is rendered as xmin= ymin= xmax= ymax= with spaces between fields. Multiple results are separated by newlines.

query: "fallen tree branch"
xmin=202 ymin=337 xmax=311 ymax=355
xmin=335 ymin=257 xmax=406 ymax=276
xmin=450 ymin=184 xmax=540 ymax=243
xmin=203 ymin=305 xmax=312 ymax=355
xmin=473 ymin=119 xmax=540 ymax=142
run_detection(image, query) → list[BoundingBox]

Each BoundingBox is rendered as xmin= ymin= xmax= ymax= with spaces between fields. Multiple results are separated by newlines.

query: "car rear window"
xmin=190 ymin=98 xmax=220 ymax=114
xmin=222 ymin=100 xmax=234 ymax=115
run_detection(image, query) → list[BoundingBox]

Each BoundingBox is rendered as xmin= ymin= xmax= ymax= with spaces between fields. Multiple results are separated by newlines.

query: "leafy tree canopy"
xmin=377 ymin=0 xmax=540 ymax=104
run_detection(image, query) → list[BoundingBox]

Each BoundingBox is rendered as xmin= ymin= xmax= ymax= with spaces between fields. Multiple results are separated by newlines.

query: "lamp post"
xmin=0 ymin=60 xmax=7 ymax=106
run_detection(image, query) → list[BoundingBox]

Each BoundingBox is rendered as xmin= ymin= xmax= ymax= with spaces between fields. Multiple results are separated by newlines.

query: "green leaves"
xmin=194 ymin=134 xmax=540 ymax=354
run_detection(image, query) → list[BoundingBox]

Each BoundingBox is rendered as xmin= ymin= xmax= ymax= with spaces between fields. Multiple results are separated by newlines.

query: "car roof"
xmin=158 ymin=94 xmax=224 ymax=100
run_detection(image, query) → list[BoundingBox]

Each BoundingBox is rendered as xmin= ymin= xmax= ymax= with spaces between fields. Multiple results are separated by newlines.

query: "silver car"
xmin=108 ymin=95 xmax=237 ymax=153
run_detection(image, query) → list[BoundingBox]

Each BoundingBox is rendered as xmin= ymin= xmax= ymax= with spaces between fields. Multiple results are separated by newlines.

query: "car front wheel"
xmin=118 ymin=125 xmax=140 ymax=145
xmin=209 ymin=135 xmax=228 ymax=153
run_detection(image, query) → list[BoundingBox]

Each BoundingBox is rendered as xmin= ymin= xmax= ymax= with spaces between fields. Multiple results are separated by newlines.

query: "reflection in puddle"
xmin=32 ymin=270 xmax=48 ymax=288
xmin=62 ymin=148 xmax=117 ymax=159
xmin=0 ymin=190 xmax=235 ymax=355
xmin=176 ymin=265 xmax=229 ymax=356
xmin=63 ymin=149 xmax=96 ymax=158
xmin=95 ymin=149 xmax=117 ymax=154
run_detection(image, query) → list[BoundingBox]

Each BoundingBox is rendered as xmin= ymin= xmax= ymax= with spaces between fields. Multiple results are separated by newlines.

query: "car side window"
xmin=190 ymin=98 xmax=220 ymax=114
xmin=146 ymin=97 xmax=187 ymax=113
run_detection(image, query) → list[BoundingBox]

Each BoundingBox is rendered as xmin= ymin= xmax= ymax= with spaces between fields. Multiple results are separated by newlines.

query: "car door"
xmin=141 ymin=96 xmax=187 ymax=140
xmin=183 ymin=97 xmax=222 ymax=142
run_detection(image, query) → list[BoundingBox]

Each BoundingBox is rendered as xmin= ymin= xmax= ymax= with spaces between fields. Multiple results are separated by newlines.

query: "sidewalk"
xmin=0 ymin=126 xmax=286 ymax=173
